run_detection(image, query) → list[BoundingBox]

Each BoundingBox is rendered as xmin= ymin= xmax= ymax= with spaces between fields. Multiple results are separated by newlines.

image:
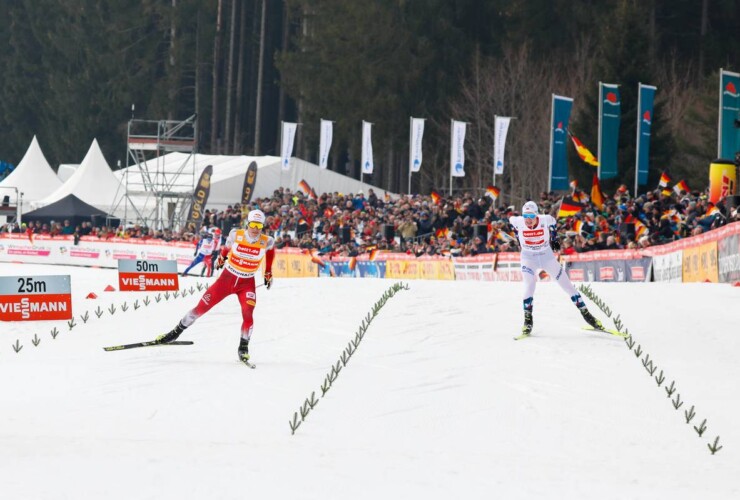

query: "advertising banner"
xmin=718 ymin=231 xmax=740 ymax=282
xmin=409 ymin=118 xmax=425 ymax=173
xmin=0 ymin=275 xmax=72 ymax=321
xmin=719 ymin=69 xmax=740 ymax=160
xmin=565 ymin=258 xmax=652 ymax=282
xmin=362 ymin=121 xmax=374 ymax=175
xmin=118 ymin=259 xmax=179 ymax=291
xmin=652 ymin=252 xmax=683 ymax=283
xmin=708 ymin=160 xmax=736 ymax=204
xmin=682 ymin=242 xmax=719 ymax=283
xmin=186 ymin=164 xmax=213 ymax=233
xmin=241 ymin=161 xmax=258 ymax=205
xmin=599 ymin=83 xmax=620 ymax=179
xmin=450 ymin=120 xmax=467 ymax=178
xmin=635 ymin=83 xmax=657 ymax=192
xmin=319 ymin=119 xmax=333 ymax=169
xmin=549 ymin=95 xmax=573 ymax=191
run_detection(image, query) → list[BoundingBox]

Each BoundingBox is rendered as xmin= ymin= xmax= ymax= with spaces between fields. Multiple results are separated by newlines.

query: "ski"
xmin=103 ymin=340 xmax=194 ymax=352
xmin=240 ymin=359 xmax=257 ymax=369
xmin=513 ymin=332 xmax=532 ymax=341
xmin=582 ymin=326 xmax=627 ymax=338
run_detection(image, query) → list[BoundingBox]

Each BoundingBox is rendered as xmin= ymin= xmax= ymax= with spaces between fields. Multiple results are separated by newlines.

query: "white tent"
xmin=0 ymin=136 xmax=62 ymax=205
xmin=115 ymin=152 xmax=389 ymax=214
xmin=57 ymin=164 xmax=79 ymax=183
xmin=30 ymin=139 xmax=125 ymax=214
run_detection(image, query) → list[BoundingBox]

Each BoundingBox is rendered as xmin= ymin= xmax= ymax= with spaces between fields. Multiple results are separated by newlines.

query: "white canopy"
xmin=30 ymin=139 xmax=125 ymax=214
xmin=0 ymin=136 xmax=62 ymax=205
xmin=115 ymin=152 xmax=389 ymax=215
xmin=57 ymin=164 xmax=79 ymax=183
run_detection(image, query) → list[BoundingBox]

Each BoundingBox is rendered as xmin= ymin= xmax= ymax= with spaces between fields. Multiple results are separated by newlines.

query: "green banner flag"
xmin=719 ymin=69 xmax=740 ymax=160
xmin=598 ymin=83 xmax=620 ymax=180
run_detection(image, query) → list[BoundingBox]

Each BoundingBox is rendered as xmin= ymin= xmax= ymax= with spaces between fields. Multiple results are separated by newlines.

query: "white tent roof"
xmin=57 ymin=164 xmax=79 ymax=183
xmin=115 ymin=152 xmax=388 ymax=214
xmin=30 ymin=139 xmax=125 ymax=214
xmin=0 ymin=136 xmax=62 ymax=204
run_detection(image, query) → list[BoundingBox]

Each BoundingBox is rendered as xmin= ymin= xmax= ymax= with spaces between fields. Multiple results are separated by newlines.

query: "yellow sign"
xmin=272 ymin=251 xmax=318 ymax=278
xmin=708 ymin=160 xmax=736 ymax=204
xmin=682 ymin=242 xmax=718 ymax=282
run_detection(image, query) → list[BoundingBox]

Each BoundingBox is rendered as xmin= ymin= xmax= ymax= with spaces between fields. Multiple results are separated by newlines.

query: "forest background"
xmin=1 ymin=0 xmax=738 ymax=204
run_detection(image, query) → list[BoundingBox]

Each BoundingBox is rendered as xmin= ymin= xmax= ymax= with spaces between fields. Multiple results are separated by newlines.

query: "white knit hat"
xmin=522 ymin=201 xmax=539 ymax=214
xmin=247 ymin=209 xmax=266 ymax=224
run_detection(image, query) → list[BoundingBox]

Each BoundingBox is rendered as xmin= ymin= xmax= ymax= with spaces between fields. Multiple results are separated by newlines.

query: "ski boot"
xmin=155 ymin=322 xmax=186 ymax=344
xmin=579 ymin=308 xmax=604 ymax=330
xmin=238 ymin=337 xmax=250 ymax=363
xmin=522 ymin=310 xmax=533 ymax=336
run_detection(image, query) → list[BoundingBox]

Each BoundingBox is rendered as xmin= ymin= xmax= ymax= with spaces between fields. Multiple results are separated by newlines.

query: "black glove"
xmin=216 ymin=254 xmax=226 ymax=270
xmin=264 ymin=271 xmax=273 ymax=290
xmin=551 ymin=238 xmax=561 ymax=252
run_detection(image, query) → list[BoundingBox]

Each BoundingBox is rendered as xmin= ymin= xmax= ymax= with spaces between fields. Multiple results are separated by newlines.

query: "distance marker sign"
xmin=0 ymin=275 xmax=72 ymax=321
xmin=118 ymin=259 xmax=180 ymax=292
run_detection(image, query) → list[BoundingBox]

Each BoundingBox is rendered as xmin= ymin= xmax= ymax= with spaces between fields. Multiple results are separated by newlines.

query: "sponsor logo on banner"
xmin=569 ymin=268 xmax=585 ymax=281
xmin=118 ymin=259 xmax=179 ymax=291
xmin=642 ymin=110 xmax=652 ymax=126
xmin=604 ymin=92 xmax=620 ymax=106
xmin=599 ymin=266 xmax=615 ymax=281
xmin=8 ymin=246 xmax=51 ymax=257
xmin=631 ymin=266 xmax=645 ymax=281
xmin=724 ymin=81 xmax=739 ymax=98
xmin=0 ymin=275 xmax=72 ymax=321
xmin=69 ymin=247 xmax=100 ymax=259
xmin=112 ymin=252 xmax=137 ymax=260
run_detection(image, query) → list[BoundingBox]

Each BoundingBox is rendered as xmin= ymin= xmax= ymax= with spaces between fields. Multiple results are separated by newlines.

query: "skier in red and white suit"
xmin=509 ymin=201 xmax=602 ymax=336
xmin=157 ymin=209 xmax=274 ymax=364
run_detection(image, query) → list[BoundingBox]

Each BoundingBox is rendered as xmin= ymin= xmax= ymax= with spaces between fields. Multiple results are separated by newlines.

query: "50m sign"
xmin=0 ymin=275 xmax=72 ymax=321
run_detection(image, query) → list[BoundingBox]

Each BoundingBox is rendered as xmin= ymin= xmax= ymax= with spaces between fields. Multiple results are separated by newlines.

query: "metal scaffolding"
xmin=115 ymin=114 xmax=198 ymax=230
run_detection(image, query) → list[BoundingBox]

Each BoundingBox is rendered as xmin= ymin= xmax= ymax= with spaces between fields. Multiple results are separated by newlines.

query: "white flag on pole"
xmin=319 ymin=119 xmax=333 ymax=169
xmin=281 ymin=121 xmax=298 ymax=171
xmin=494 ymin=116 xmax=511 ymax=175
xmin=361 ymin=121 xmax=374 ymax=175
xmin=450 ymin=120 xmax=466 ymax=177
xmin=409 ymin=118 xmax=425 ymax=173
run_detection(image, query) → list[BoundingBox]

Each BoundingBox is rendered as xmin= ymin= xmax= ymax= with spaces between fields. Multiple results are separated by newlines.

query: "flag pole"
xmin=634 ymin=83 xmax=642 ymax=197
xmin=408 ymin=116 xmax=412 ymax=194
xmin=449 ymin=119 xmax=453 ymax=196
xmin=597 ymin=82 xmax=603 ymax=180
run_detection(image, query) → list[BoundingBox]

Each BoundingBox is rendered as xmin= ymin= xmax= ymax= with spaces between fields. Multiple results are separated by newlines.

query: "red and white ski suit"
xmin=179 ymin=228 xmax=275 ymax=339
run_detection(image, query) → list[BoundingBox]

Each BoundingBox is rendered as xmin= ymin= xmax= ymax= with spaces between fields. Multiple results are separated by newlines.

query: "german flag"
xmin=557 ymin=197 xmax=585 ymax=218
xmin=435 ymin=227 xmax=449 ymax=238
xmin=658 ymin=172 xmax=671 ymax=188
xmin=673 ymin=180 xmax=690 ymax=195
xmin=661 ymin=188 xmax=672 ymax=197
xmin=569 ymin=132 xmax=599 ymax=167
xmin=590 ymin=174 xmax=604 ymax=209
xmin=572 ymin=220 xmax=585 ymax=235
xmin=634 ymin=219 xmax=648 ymax=238
xmin=430 ymin=190 xmax=442 ymax=204
xmin=569 ymin=179 xmax=578 ymax=191
xmin=485 ymin=185 xmax=501 ymax=200
xmin=348 ymin=256 xmax=357 ymax=271
xmin=298 ymin=179 xmax=313 ymax=197
xmin=706 ymin=205 xmax=720 ymax=217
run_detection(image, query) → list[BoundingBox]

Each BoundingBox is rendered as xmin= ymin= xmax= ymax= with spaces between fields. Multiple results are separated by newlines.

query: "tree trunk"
xmin=223 ymin=0 xmax=238 ymax=153
xmin=233 ymin=0 xmax=247 ymax=154
xmin=253 ymin=0 xmax=267 ymax=155
xmin=699 ymin=0 xmax=709 ymax=77
xmin=210 ymin=0 xmax=224 ymax=153
xmin=168 ymin=0 xmax=177 ymax=121
xmin=277 ymin=1 xmax=290 ymax=154
xmin=195 ymin=8 xmax=201 ymax=149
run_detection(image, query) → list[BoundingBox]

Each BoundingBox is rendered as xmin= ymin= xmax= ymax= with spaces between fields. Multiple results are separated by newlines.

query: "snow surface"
xmin=0 ymin=263 xmax=738 ymax=500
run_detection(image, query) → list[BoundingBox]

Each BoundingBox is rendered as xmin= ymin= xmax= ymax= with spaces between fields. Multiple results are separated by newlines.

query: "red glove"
xmin=216 ymin=254 xmax=226 ymax=270
xmin=264 ymin=271 xmax=273 ymax=290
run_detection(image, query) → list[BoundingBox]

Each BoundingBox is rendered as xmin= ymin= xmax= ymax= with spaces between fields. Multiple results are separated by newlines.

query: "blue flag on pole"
xmin=635 ymin=83 xmax=656 ymax=194
xmin=549 ymin=95 xmax=573 ymax=191
xmin=598 ymin=83 xmax=620 ymax=180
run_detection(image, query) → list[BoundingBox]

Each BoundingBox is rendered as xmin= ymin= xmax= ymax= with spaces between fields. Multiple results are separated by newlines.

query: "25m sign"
xmin=0 ymin=275 xmax=72 ymax=321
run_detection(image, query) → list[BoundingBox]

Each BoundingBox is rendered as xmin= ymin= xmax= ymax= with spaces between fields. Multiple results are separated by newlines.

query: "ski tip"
xmin=513 ymin=333 xmax=531 ymax=341
xmin=582 ymin=326 xmax=626 ymax=338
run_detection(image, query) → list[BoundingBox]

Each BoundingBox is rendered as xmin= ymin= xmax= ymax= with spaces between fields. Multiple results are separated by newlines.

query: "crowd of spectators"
xmin=2 ymin=183 xmax=739 ymax=259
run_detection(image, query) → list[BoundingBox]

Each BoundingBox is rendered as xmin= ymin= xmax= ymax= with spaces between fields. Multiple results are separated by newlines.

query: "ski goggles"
xmin=522 ymin=213 xmax=537 ymax=219
xmin=247 ymin=221 xmax=264 ymax=229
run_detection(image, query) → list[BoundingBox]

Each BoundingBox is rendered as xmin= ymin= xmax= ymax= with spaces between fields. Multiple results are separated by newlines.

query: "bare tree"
xmin=224 ymin=0 xmax=238 ymax=153
xmin=233 ymin=0 xmax=247 ymax=154
xmin=253 ymin=0 xmax=266 ymax=154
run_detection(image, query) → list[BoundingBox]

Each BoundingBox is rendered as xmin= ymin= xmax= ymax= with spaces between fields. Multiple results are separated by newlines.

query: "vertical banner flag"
xmin=361 ymin=121 xmax=374 ymax=175
xmin=409 ymin=118 xmax=425 ymax=173
xmin=599 ymin=82 xmax=621 ymax=179
xmin=281 ymin=121 xmax=298 ymax=171
xmin=450 ymin=120 xmax=467 ymax=177
xmin=186 ymin=165 xmax=213 ymax=232
xmin=241 ymin=161 xmax=258 ymax=205
xmin=494 ymin=116 xmax=511 ymax=175
xmin=319 ymin=119 xmax=333 ymax=169
xmin=635 ymin=83 xmax=657 ymax=194
xmin=719 ymin=69 xmax=740 ymax=159
xmin=548 ymin=95 xmax=574 ymax=191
